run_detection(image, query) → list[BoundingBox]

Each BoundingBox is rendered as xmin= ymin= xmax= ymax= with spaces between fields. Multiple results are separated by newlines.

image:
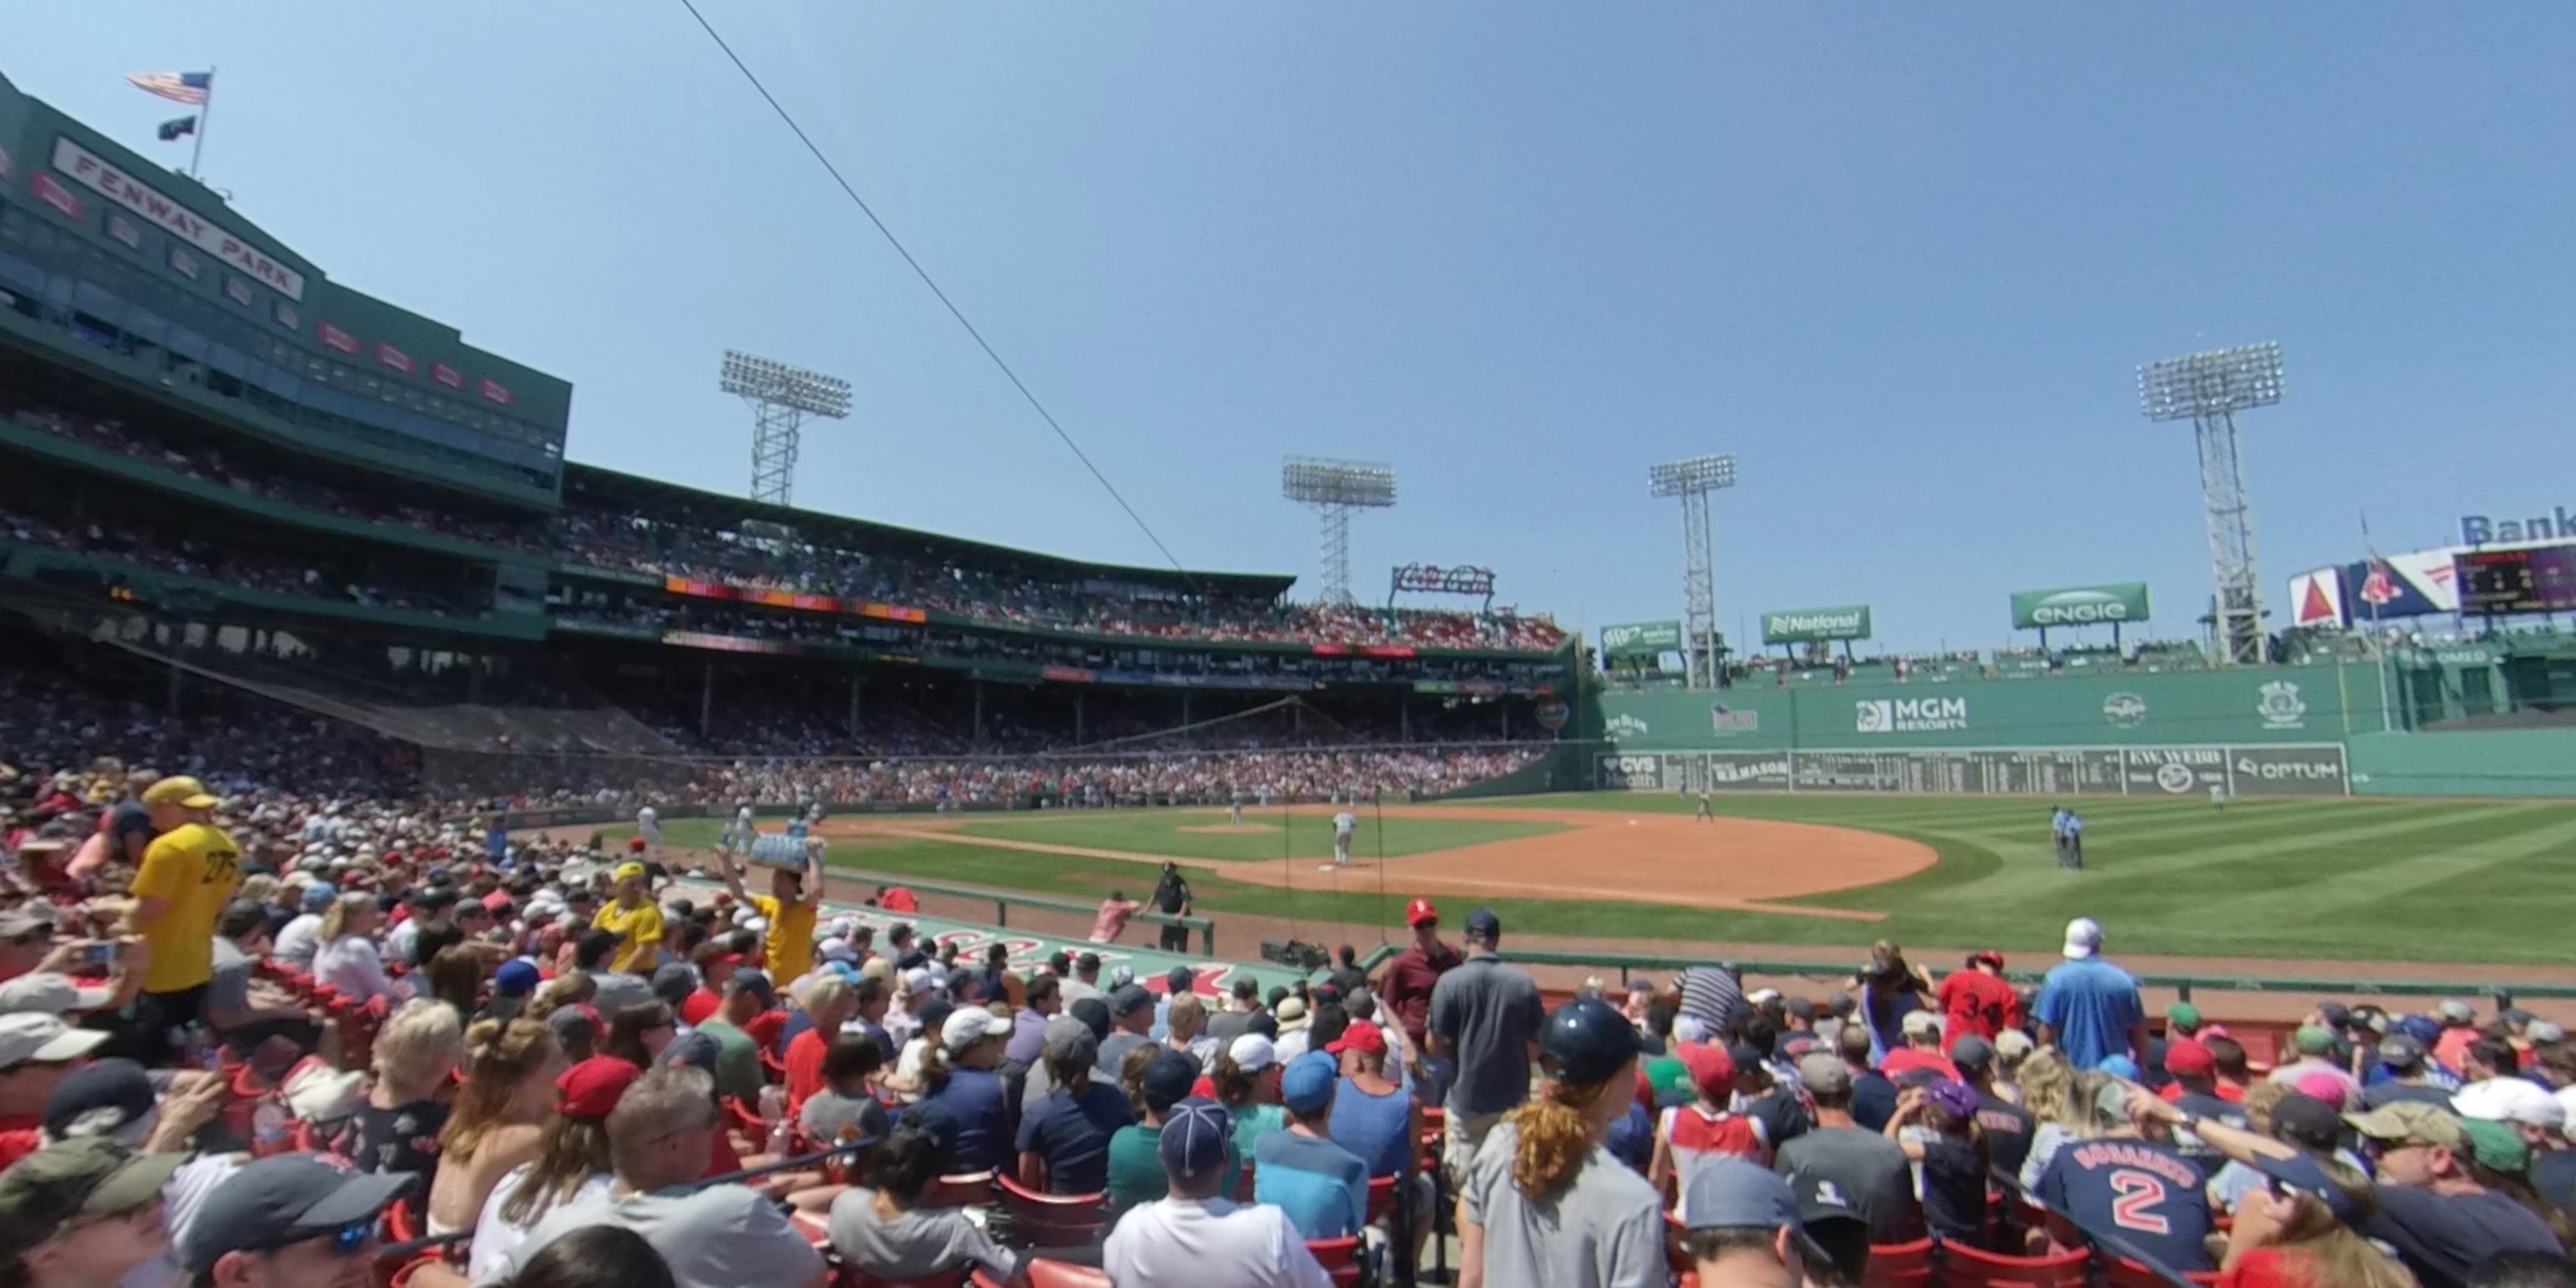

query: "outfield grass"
xmin=630 ymin=793 xmax=2576 ymax=966
xmin=950 ymin=809 xmax=1568 ymax=862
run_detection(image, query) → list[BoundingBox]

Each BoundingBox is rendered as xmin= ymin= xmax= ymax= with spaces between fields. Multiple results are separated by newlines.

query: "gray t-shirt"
xmin=206 ymin=938 xmax=253 ymax=1030
xmin=590 ymin=970 xmax=656 ymax=1013
xmin=1460 ymin=1120 xmax=1665 ymax=1288
xmin=1098 ymin=1031 xmax=1152 ymax=1078
xmin=1428 ymin=956 xmax=1545 ymax=1115
xmin=1773 ymin=1126 xmax=1922 ymax=1244
xmin=826 ymin=1186 xmax=1016 ymax=1281
xmin=509 ymin=1184 xmax=823 ymax=1288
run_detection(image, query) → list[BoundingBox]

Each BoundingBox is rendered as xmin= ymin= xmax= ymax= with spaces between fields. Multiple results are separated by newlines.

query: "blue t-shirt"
xmin=2035 ymin=1137 xmax=2212 ymax=1274
xmin=919 ymin=1068 xmax=1013 ymax=1174
xmin=1326 ymin=1078 xmax=1413 ymax=1180
xmin=1253 ymin=1130 xmax=1369 ymax=1240
xmin=1604 ymin=1099 xmax=1653 ymax=1172
xmin=1013 ymin=1081 xmax=1136 ymax=1195
xmin=2034 ymin=958 xmax=2143 ymax=1070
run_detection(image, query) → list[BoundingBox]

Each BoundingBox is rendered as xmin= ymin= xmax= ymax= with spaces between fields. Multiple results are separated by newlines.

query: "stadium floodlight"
xmin=1281 ymin=457 xmax=1397 ymax=605
xmin=721 ymin=349 xmax=852 ymax=507
xmin=2138 ymin=342 xmax=2284 ymax=668
xmin=1647 ymin=453 xmax=1738 ymax=689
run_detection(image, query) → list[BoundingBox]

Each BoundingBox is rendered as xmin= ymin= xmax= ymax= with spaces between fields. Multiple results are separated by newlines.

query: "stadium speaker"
xmin=1261 ymin=939 xmax=1330 ymax=972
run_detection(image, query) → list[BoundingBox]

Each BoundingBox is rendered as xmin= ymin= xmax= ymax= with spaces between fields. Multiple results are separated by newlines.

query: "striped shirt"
xmin=1676 ymin=965 xmax=1744 ymax=1035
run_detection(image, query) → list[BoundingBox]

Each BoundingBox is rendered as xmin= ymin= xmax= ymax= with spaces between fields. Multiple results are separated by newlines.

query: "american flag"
xmin=127 ymin=71 xmax=212 ymax=105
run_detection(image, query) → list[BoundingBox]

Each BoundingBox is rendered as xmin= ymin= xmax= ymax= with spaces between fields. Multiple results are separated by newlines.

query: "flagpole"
xmin=187 ymin=68 xmax=215 ymax=180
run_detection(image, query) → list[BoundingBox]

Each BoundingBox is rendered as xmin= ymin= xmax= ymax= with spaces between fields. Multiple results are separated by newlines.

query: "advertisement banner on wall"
xmin=2011 ymin=582 xmax=2151 ymax=630
xmin=1595 ymin=752 xmax=1667 ymax=790
xmin=2228 ymin=746 xmax=2350 ymax=797
xmin=1601 ymin=620 xmax=1685 ymax=659
xmin=1702 ymin=752 xmax=1795 ymax=790
xmin=1760 ymin=605 xmax=1873 ymax=645
xmin=2121 ymin=747 xmax=2229 ymax=796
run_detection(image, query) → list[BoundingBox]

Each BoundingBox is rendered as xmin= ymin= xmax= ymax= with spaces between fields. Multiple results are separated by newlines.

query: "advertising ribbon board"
xmin=2012 ymin=582 xmax=2152 ymax=630
xmin=1601 ymin=620 xmax=1685 ymax=659
xmin=1760 ymin=606 xmax=1872 ymax=646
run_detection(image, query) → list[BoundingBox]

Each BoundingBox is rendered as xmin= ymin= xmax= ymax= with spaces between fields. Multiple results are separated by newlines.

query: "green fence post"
xmin=1201 ymin=921 xmax=1215 ymax=959
xmin=995 ymin=901 xmax=1008 ymax=929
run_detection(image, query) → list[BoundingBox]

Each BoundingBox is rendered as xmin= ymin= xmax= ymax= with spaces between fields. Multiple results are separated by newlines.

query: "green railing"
xmin=1503 ymin=950 xmax=2576 ymax=1009
xmin=830 ymin=869 xmax=1216 ymax=958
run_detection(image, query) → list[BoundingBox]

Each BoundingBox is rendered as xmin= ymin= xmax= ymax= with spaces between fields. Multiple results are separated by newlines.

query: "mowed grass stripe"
xmin=2190 ymin=813 xmax=2576 ymax=930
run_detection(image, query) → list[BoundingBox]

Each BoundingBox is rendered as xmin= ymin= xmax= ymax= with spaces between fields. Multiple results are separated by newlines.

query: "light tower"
xmin=1649 ymin=453 xmax=1737 ymax=689
xmin=2139 ymin=341 xmax=2283 ymax=667
xmin=721 ymin=349 xmax=851 ymax=507
xmin=1280 ymin=458 xmax=1396 ymax=605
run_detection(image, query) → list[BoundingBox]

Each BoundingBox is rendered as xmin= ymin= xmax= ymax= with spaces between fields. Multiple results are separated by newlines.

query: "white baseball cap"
xmin=0 ymin=1013 xmax=108 ymax=1065
xmin=1229 ymin=1033 xmax=1279 ymax=1072
xmin=2456 ymin=1077 xmax=2566 ymax=1130
xmin=941 ymin=1007 xmax=1012 ymax=1054
xmin=2062 ymin=917 xmax=2104 ymax=960
xmin=0 ymin=973 xmax=114 ymax=1018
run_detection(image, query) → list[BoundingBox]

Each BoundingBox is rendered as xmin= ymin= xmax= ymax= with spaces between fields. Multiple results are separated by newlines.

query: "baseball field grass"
xmin=625 ymin=791 xmax=2576 ymax=966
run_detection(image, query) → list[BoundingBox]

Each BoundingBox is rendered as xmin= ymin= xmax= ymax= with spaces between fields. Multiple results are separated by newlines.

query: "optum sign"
xmin=2012 ymin=582 xmax=2151 ymax=630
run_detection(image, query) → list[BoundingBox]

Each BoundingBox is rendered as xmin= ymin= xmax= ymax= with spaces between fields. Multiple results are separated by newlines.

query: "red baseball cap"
xmin=1327 ymin=1021 xmax=1387 ymax=1057
xmin=2164 ymin=1039 xmax=2217 ymax=1079
xmin=557 ymin=1056 xmax=641 ymax=1119
xmin=1973 ymin=950 xmax=2006 ymax=969
xmin=1405 ymin=897 xmax=1439 ymax=927
xmin=627 ymin=836 xmax=648 ymax=852
xmin=1679 ymin=1042 xmax=1736 ymax=1096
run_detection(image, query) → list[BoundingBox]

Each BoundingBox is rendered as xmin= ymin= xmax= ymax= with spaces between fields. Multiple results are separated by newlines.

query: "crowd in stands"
xmin=8 ymin=720 xmax=2575 ymax=1288
xmin=690 ymin=743 xmax=1546 ymax=810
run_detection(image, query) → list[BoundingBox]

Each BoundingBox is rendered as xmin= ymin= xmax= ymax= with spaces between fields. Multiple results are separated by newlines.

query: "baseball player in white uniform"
xmin=1229 ymin=788 xmax=1245 ymax=826
xmin=2209 ymin=782 xmax=2227 ymax=810
xmin=636 ymin=802 xmax=663 ymax=858
xmin=1332 ymin=808 xmax=1357 ymax=868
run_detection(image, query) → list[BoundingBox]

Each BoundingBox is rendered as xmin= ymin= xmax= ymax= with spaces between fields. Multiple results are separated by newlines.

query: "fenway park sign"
xmin=50 ymin=137 xmax=307 ymax=300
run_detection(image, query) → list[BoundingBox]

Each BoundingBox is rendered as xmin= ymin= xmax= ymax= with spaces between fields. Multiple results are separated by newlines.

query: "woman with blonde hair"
xmin=327 ymin=1000 xmax=464 ymax=1212
xmin=530 ymin=970 xmax=594 ymax=1019
xmin=1458 ymin=999 xmax=1663 ymax=1288
xmin=2013 ymin=1048 xmax=2109 ymax=1191
xmin=469 ymin=1056 xmax=636 ymax=1286
xmin=314 ymin=891 xmax=403 ymax=1005
xmin=428 ymin=1018 xmax=565 ymax=1235
xmin=2216 ymin=1153 xmax=2414 ymax=1288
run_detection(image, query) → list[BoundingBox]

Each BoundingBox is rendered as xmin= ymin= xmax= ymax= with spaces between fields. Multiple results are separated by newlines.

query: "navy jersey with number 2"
xmin=2035 ymin=1137 xmax=2213 ymax=1273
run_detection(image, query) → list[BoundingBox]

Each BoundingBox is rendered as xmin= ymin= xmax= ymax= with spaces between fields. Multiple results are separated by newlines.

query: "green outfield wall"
xmin=2346 ymin=730 xmax=2576 ymax=798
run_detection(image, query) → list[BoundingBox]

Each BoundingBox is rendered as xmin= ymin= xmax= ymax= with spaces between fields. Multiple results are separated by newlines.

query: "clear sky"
xmin=8 ymin=4 xmax=2573 ymax=653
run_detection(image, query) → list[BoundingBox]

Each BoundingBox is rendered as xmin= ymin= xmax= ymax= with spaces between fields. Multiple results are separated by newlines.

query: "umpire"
xmin=1152 ymin=861 xmax=1192 ymax=952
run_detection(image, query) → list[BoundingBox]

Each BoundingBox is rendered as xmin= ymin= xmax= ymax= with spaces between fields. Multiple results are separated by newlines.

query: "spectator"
xmin=2035 ymin=1082 xmax=2214 ymax=1274
xmin=783 ymin=978 xmax=853 ymax=1117
xmin=429 ymin=1019 xmax=564 ymax=1235
xmin=1649 ymin=1042 xmax=1767 ymax=1208
xmin=1852 ymin=941 xmax=1933 ymax=1064
xmin=469 ymin=1057 xmax=632 ymax=1286
xmin=338 ymin=999 xmax=462 ymax=1204
xmin=1885 ymin=1080 xmax=1988 ymax=1247
xmin=1013 ymin=1013 xmax=1131 ymax=1193
xmin=313 ymin=892 xmax=402 ymax=1007
xmin=204 ymin=900 xmax=314 ymax=1055
xmin=716 ymin=845 xmax=820 ymax=982
xmin=498 ymin=1066 xmax=826 ymax=1288
xmin=1205 ymin=979 xmax=1262 ymax=1046
xmin=2434 ymin=1000 xmax=2483 ymax=1074
xmin=1253 ymin=1052 xmax=1368 ymax=1240
xmin=1837 ymin=1022 xmax=1897 ymax=1134
xmin=498 ymin=1226 xmax=677 ymax=1288
xmin=1674 ymin=960 xmax=1746 ymax=1041
xmin=1679 ymin=1156 xmax=1839 ymax=1288
xmin=917 ymin=1007 xmax=1013 ymax=1175
xmin=2204 ymin=1089 xmax=2363 ymax=1217
xmin=2162 ymin=1039 xmax=2256 ymax=1169
xmin=2370 ymin=1034 xmax=2458 ymax=1109
xmin=2034 ymin=917 xmax=2145 ymax=1071
xmin=1106 ymin=1050 xmax=1208 ymax=1218
xmin=1935 ymin=950 xmax=2021 ymax=1052
xmin=2268 ymin=1025 xmax=2362 ymax=1109
xmin=180 ymin=1152 xmax=415 ymax=1288
xmin=1097 ymin=985 xmax=1156 ymax=1075
xmin=123 ymin=775 xmax=242 ymax=1061
xmin=1429 ymin=908 xmax=1543 ymax=1187
xmin=1007 ymin=974 xmax=1057 ymax=1069
xmin=1774 ymin=1051 xmax=1921 ymax=1246
xmin=2216 ymin=1152 xmax=2418 ymax=1288
xmin=691 ymin=972 xmax=773 ymax=1102
xmin=601 ymin=1002 xmax=679 ymax=1070
xmin=0 ymin=1137 xmax=186 ymax=1288
xmin=271 ymin=882 xmax=333 ymax=967
xmin=1088 ymin=891 xmax=1143 ymax=946
xmin=827 ymin=1114 xmax=1021 ymax=1285
xmin=1951 ymin=1035 xmax=2034 ymax=1180
xmin=1457 ymin=998 xmax=1661 ymax=1288
xmin=1163 ymin=992 xmax=1217 ymax=1070
xmin=1213 ymin=1034 xmax=1284 ymax=1174
xmin=1324 ymin=1018 xmax=1428 ymax=1255
xmin=799 ymin=1033 xmax=891 ymax=1146
xmin=1881 ymin=1011 xmax=1960 ymax=1081
xmin=1103 ymin=1098 xmax=1330 ymax=1288
xmin=1375 ymin=898 xmax=1458 ymax=1058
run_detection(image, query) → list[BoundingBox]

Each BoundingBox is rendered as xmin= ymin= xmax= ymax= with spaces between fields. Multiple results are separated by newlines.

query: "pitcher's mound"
xmin=1179 ymin=824 xmax=1276 ymax=836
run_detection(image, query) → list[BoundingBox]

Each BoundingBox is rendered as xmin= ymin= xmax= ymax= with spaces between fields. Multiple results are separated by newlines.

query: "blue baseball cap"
xmin=299 ymin=882 xmax=337 ymax=912
xmin=1539 ymin=998 xmax=1642 ymax=1086
xmin=493 ymin=960 xmax=540 ymax=997
xmin=1158 ymin=1098 xmax=1232 ymax=1179
xmin=1280 ymin=1052 xmax=1340 ymax=1115
xmin=1141 ymin=1049 xmax=1201 ymax=1113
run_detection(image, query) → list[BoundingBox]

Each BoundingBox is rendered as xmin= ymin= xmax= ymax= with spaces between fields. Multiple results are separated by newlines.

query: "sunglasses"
xmin=254 ymin=1219 xmax=373 ymax=1257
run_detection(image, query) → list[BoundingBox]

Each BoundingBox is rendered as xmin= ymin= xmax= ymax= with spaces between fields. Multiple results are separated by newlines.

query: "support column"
xmin=166 ymin=649 xmax=183 ymax=717
xmin=700 ymin=663 xmax=714 ymax=733
xmin=1074 ymin=691 xmax=1085 ymax=743
xmin=1400 ymin=697 xmax=1410 ymax=742
xmin=973 ymin=681 xmax=985 ymax=749
xmin=849 ymin=674 xmax=862 ymax=740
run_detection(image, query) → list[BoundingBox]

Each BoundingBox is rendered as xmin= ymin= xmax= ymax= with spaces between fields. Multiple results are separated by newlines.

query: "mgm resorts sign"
xmin=1856 ymin=696 xmax=1968 ymax=734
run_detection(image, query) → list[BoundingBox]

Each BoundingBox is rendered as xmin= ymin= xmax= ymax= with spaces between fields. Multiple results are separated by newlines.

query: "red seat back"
xmin=2103 ymin=1257 xmax=2217 ymax=1288
xmin=1365 ymin=1174 xmax=1397 ymax=1224
xmin=1307 ymin=1235 xmax=1363 ymax=1288
xmin=844 ymin=1270 xmax=968 ymax=1288
xmin=993 ymin=1174 xmax=1106 ymax=1246
xmin=1864 ymin=1238 xmax=1935 ymax=1288
xmin=1024 ymin=1261 xmax=1111 ymax=1288
xmin=1935 ymin=1240 xmax=2089 ymax=1288
xmin=925 ymin=1170 xmax=995 ymax=1208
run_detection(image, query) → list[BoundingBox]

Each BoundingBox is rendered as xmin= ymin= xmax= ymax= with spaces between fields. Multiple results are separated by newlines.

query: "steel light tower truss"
xmin=1280 ymin=458 xmax=1397 ymax=604
xmin=721 ymin=350 xmax=852 ymax=507
xmin=2139 ymin=341 xmax=2284 ymax=668
xmin=1649 ymin=453 xmax=1738 ymax=689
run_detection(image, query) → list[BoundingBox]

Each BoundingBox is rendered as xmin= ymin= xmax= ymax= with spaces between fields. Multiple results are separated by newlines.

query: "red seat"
xmin=381 ymin=1200 xmax=419 ymax=1244
xmin=925 ymin=1170 xmax=995 ymax=1208
xmin=2103 ymin=1257 xmax=2218 ymax=1288
xmin=1935 ymin=1241 xmax=2088 ymax=1288
xmin=1024 ymin=1261 xmax=1110 ymax=1288
xmin=1365 ymin=1174 xmax=1397 ymax=1224
xmin=1307 ymin=1235 xmax=1363 ymax=1288
xmin=724 ymin=1096 xmax=769 ymax=1137
xmin=1864 ymin=1238 xmax=1935 ymax=1288
xmin=994 ymin=1174 xmax=1106 ymax=1247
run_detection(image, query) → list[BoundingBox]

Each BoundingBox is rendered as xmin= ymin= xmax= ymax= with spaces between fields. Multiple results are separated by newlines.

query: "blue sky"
xmin=9 ymin=4 xmax=2573 ymax=653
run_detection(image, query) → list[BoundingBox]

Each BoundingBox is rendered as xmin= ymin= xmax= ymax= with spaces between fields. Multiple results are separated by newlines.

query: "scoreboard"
xmin=2456 ymin=543 xmax=2576 ymax=614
